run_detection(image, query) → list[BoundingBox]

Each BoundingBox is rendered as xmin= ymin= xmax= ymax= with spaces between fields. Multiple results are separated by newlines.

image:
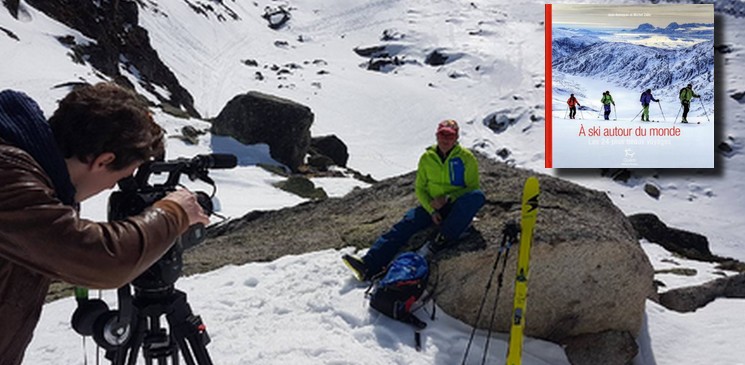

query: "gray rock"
xmin=307 ymin=154 xmax=334 ymax=172
xmin=483 ymin=108 xmax=527 ymax=134
xmin=274 ymin=176 xmax=327 ymax=200
xmin=643 ymin=183 xmax=661 ymax=200
xmin=659 ymin=273 xmax=745 ymax=312
xmin=211 ymin=91 xmax=314 ymax=171
xmin=197 ymin=155 xmax=654 ymax=362
xmin=425 ymin=49 xmax=449 ymax=66
xmin=435 ymin=168 xmax=654 ymax=343
xmin=564 ymin=331 xmax=637 ymax=365
xmin=262 ymin=7 xmax=290 ymax=30
xmin=731 ymin=91 xmax=745 ymax=104
xmin=310 ymin=135 xmax=349 ymax=167
xmin=628 ymin=213 xmax=713 ymax=260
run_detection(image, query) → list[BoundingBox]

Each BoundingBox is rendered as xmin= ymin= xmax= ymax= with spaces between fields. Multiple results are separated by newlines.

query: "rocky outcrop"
xmin=659 ymin=273 xmax=745 ymax=312
xmin=3 ymin=0 xmax=19 ymax=18
xmin=20 ymin=0 xmax=199 ymax=117
xmin=628 ymin=213 xmax=713 ymax=260
xmin=195 ymin=154 xmax=654 ymax=363
xmin=310 ymin=135 xmax=349 ymax=168
xmin=211 ymin=91 xmax=314 ymax=171
xmin=434 ymin=164 xmax=654 ymax=346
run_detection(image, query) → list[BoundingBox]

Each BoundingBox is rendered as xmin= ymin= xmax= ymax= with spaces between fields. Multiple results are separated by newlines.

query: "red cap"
xmin=437 ymin=119 xmax=459 ymax=137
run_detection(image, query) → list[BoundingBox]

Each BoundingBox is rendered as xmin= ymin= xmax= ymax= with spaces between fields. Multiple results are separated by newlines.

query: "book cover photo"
xmin=546 ymin=4 xmax=714 ymax=168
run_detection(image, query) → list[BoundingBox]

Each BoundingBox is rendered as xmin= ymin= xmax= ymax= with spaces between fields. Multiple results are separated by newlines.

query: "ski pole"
xmin=460 ymin=222 xmax=517 ymax=365
xmin=673 ymin=104 xmax=682 ymax=124
xmin=699 ymin=98 xmax=711 ymax=123
xmin=564 ymin=107 xmax=568 ymax=119
xmin=630 ymin=108 xmax=643 ymax=123
xmin=578 ymin=107 xmax=585 ymax=120
xmin=613 ymin=104 xmax=617 ymax=121
xmin=657 ymin=101 xmax=666 ymax=122
xmin=480 ymin=224 xmax=518 ymax=365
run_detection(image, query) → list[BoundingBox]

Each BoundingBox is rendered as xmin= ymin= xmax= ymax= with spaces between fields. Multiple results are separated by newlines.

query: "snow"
xmin=0 ymin=0 xmax=744 ymax=364
xmin=641 ymin=240 xmax=736 ymax=292
xmin=28 ymin=248 xmax=571 ymax=365
xmin=551 ymin=75 xmax=714 ymax=168
xmin=645 ymin=299 xmax=745 ymax=365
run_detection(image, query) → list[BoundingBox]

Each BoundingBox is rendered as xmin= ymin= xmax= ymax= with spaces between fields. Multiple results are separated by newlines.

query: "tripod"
xmin=71 ymin=154 xmax=236 ymax=365
xmin=97 ymin=285 xmax=213 ymax=365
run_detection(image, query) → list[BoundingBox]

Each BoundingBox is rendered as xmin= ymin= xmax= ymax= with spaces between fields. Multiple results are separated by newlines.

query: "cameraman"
xmin=0 ymin=83 xmax=209 ymax=365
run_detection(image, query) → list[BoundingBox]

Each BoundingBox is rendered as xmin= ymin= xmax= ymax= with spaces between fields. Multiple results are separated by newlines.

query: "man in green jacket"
xmin=679 ymin=83 xmax=700 ymax=123
xmin=601 ymin=91 xmax=615 ymax=120
xmin=343 ymin=120 xmax=485 ymax=281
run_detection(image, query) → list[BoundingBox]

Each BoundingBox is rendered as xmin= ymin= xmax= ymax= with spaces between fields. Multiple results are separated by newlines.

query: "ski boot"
xmin=342 ymin=254 xmax=370 ymax=281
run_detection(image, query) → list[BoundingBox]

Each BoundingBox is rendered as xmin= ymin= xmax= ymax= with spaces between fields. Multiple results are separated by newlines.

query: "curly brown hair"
xmin=49 ymin=82 xmax=165 ymax=170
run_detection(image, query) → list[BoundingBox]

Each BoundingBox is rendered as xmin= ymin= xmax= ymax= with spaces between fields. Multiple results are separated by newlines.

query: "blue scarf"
xmin=0 ymin=90 xmax=77 ymax=206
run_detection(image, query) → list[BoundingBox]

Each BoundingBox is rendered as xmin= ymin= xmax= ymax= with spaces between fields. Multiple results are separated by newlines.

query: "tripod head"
xmin=71 ymin=153 xmax=236 ymax=363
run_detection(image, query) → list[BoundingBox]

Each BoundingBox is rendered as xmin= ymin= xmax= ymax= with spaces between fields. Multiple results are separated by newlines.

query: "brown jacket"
xmin=0 ymin=142 xmax=189 ymax=365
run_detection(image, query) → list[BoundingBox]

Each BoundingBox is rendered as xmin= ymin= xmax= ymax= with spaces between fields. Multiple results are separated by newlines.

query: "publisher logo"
xmin=621 ymin=148 xmax=638 ymax=166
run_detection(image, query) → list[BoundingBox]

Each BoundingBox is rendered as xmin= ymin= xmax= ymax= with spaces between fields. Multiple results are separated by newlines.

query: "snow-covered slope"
xmin=133 ymin=0 xmax=546 ymax=179
xmin=553 ymin=39 xmax=714 ymax=106
xmin=551 ymin=29 xmax=602 ymax=61
xmin=2 ymin=0 xmax=745 ymax=364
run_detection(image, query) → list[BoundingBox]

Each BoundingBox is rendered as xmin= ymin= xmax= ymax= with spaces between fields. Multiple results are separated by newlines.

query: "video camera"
xmin=108 ymin=153 xmax=237 ymax=293
xmin=71 ymin=153 xmax=237 ymax=365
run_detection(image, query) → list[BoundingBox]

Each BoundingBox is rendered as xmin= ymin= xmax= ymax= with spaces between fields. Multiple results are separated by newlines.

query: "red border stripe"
xmin=545 ymin=4 xmax=553 ymax=168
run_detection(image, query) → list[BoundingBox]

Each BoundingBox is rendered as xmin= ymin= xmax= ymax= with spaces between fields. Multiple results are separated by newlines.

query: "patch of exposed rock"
xmin=193 ymin=154 xmax=654 ymax=363
xmin=21 ymin=0 xmax=199 ymax=117
xmin=659 ymin=273 xmax=745 ymax=312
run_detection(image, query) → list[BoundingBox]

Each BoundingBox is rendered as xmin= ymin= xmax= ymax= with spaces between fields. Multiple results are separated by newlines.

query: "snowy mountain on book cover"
xmin=547 ymin=4 xmax=714 ymax=168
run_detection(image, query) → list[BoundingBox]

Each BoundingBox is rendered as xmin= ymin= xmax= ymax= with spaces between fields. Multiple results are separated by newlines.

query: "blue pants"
xmin=363 ymin=190 xmax=486 ymax=276
xmin=604 ymin=104 xmax=611 ymax=120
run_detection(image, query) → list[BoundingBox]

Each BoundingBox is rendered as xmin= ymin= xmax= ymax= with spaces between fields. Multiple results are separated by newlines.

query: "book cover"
xmin=545 ymin=4 xmax=714 ymax=168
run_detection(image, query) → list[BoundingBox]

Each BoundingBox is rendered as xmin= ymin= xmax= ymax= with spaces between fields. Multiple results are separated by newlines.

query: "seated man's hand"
xmin=431 ymin=212 xmax=443 ymax=225
xmin=430 ymin=196 xmax=448 ymax=210
xmin=163 ymin=189 xmax=210 ymax=226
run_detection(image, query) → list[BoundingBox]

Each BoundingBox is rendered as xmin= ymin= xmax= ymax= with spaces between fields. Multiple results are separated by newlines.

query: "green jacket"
xmin=415 ymin=144 xmax=480 ymax=214
xmin=601 ymin=94 xmax=614 ymax=105
xmin=680 ymin=87 xmax=700 ymax=103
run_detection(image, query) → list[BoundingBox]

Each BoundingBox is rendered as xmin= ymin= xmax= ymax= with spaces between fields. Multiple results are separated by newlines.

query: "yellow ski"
xmin=506 ymin=176 xmax=539 ymax=365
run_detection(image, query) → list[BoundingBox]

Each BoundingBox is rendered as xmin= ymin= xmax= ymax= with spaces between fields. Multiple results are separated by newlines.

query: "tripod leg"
xmin=167 ymin=291 xmax=214 ymax=365
xmin=124 ymin=322 xmax=145 ymax=365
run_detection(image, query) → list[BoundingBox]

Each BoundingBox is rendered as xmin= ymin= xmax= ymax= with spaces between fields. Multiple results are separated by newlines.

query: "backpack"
xmin=367 ymin=252 xmax=430 ymax=329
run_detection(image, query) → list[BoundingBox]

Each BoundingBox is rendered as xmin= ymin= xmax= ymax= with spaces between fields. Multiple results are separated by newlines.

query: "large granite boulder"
xmin=212 ymin=91 xmax=314 ymax=171
xmin=196 ymin=154 xmax=655 ymax=364
xmin=434 ymin=162 xmax=655 ymax=347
